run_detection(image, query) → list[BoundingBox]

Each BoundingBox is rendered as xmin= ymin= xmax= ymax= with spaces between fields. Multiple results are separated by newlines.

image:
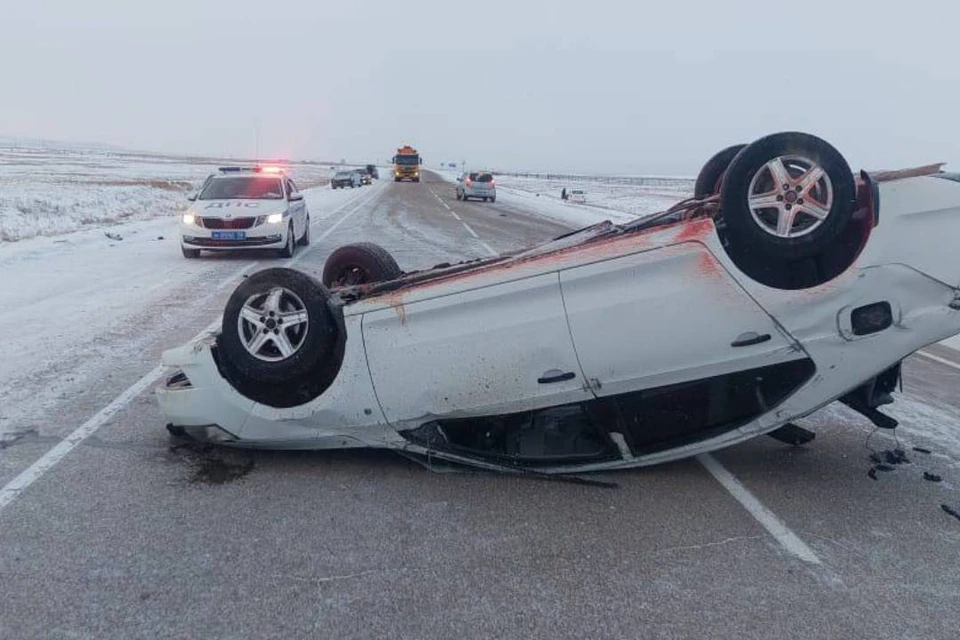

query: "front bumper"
xmin=180 ymin=223 xmax=286 ymax=249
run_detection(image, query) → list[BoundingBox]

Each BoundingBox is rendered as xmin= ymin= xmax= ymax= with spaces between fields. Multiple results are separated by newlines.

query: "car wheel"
xmin=181 ymin=246 xmax=201 ymax=259
xmin=279 ymin=224 xmax=296 ymax=258
xmin=694 ymin=144 xmax=747 ymax=198
xmin=456 ymin=191 xmax=462 ymax=201
xmin=321 ymin=242 xmax=403 ymax=288
xmin=490 ymin=196 xmax=496 ymax=203
xmin=720 ymin=131 xmax=855 ymax=260
xmin=219 ymin=268 xmax=341 ymax=385
xmin=299 ymin=216 xmax=311 ymax=246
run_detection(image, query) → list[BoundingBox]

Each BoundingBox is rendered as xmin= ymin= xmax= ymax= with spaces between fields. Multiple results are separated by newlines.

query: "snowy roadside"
xmin=0 ymin=142 xmax=335 ymax=243
xmin=0 ymin=182 xmax=376 ymax=440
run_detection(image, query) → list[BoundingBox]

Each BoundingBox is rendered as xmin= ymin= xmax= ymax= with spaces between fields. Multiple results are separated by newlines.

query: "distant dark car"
xmin=331 ymin=171 xmax=360 ymax=189
xmin=365 ymin=164 xmax=379 ymax=180
xmin=353 ymin=169 xmax=372 ymax=186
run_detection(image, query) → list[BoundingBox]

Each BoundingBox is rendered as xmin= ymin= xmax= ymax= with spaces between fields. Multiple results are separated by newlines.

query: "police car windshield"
xmin=199 ymin=177 xmax=284 ymax=200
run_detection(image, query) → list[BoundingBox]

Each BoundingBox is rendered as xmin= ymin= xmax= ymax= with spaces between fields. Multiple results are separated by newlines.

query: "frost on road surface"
xmin=0 ymin=159 xmax=376 ymax=446
xmin=433 ymin=168 xmax=687 ymax=227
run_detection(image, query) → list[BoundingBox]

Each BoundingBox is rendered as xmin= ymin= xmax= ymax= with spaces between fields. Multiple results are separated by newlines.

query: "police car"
xmin=180 ymin=166 xmax=310 ymax=259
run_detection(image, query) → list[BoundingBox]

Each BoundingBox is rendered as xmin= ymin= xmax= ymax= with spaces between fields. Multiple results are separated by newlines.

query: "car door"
xmin=558 ymin=240 xmax=814 ymax=455
xmin=558 ymin=240 xmax=806 ymax=398
xmin=362 ymin=272 xmax=594 ymax=426
xmin=285 ymin=179 xmax=304 ymax=236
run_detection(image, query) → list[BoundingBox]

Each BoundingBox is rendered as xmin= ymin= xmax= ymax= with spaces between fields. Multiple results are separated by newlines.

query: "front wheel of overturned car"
xmin=181 ymin=246 xmax=201 ymax=259
xmin=694 ymin=143 xmax=746 ymax=198
xmin=720 ymin=131 xmax=855 ymax=260
xmin=219 ymin=268 xmax=341 ymax=385
xmin=321 ymin=242 xmax=403 ymax=288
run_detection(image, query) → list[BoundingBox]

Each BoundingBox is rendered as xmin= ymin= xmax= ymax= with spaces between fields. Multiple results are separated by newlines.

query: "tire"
xmin=395 ymin=177 xmax=401 ymax=182
xmin=321 ymin=242 xmax=403 ymax=288
xmin=720 ymin=132 xmax=855 ymax=260
xmin=456 ymin=191 xmax=462 ymax=201
xmin=279 ymin=224 xmax=296 ymax=258
xmin=299 ymin=216 xmax=311 ymax=246
xmin=181 ymin=246 xmax=200 ymax=259
xmin=490 ymin=196 xmax=496 ymax=203
xmin=483 ymin=197 xmax=488 ymax=202
xmin=694 ymin=144 xmax=747 ymax=198
xmin=219 ymin=268 xmax=341 ymax=385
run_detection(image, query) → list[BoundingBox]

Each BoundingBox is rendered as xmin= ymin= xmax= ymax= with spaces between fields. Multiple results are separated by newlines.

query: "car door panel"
xmin=559 ymin=241 xmax=805 ymax=399
xmin=363 ymin=273 xmax=593 ymax=425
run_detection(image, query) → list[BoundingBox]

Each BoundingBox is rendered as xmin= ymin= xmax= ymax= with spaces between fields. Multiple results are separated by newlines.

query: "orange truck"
xmin=392 ymin=145 xmax=422 ymax=182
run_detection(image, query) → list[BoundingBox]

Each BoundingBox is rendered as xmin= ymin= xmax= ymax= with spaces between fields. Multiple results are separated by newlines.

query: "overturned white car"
xmin=157 ymin=132 xmax=960 ymax=475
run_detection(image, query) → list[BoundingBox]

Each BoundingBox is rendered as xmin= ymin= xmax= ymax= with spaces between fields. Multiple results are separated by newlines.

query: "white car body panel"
xmin=156 ymin=174 xmax=960 ymax=472
xmin=559 ymin=240 xmax=802 ymax=398
xmin=363 ymin=272 xmax=592 ymax=425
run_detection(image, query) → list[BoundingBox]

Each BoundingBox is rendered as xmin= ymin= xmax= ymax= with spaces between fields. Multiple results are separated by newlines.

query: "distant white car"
xmin=180 ymin=167 xmax=309 ymax=259
xmin=567 ymin=189 xmax=586 ymax=204
xmin=158 ymin=131 xmax=960 ymax=477
xmin=456 ymin=171 xmax=497 ymax=202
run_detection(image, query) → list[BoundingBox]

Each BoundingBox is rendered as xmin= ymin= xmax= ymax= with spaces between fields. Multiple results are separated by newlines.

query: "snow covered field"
xmin=0 ymin=140 xmax=335 ymax=242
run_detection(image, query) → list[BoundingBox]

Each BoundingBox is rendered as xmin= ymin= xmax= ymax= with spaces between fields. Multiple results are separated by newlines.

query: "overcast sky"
xmin=3 ymin=0 xmax=959 ymax=175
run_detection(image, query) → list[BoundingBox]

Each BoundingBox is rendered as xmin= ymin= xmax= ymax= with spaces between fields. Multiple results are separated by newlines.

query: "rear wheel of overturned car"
xmin=219 ymin=268 xmax=341 ymax=385
xmin=720 ymin=132 xmax=855 ymax=260
xmin=694 ymin=143 xmax=747 ymax=198
xmin=321 ymin=242 xmax=403 ymax=288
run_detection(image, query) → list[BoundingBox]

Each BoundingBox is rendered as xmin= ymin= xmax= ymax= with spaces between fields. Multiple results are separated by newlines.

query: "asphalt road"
xmin=2 ymin=172 xmax=960 ymax=639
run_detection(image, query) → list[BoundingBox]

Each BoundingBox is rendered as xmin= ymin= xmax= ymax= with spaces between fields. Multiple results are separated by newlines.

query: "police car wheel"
xmin=279 ymin=224 xmax=296 ymax=258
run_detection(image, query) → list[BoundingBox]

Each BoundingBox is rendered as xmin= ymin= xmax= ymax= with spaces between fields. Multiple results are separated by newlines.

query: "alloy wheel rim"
xmin=746 ymin=155 xmax=834 ymax=239
xmin=237 ymin=287 xmax=309 ymax=362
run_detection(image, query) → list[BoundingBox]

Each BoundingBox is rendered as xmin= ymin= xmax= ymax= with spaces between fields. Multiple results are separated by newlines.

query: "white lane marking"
xmin=429 ymin=187 xmax=498 ymax=257
xmin=917 ymin=349 xmax=960 ymax=372
xmin=697 ymin=453 xmax=821 ymax=565
xmin=0 ymin=365 xmax=166 ymax=513
xmin=0 ymin=187 xmax=378 ymax=517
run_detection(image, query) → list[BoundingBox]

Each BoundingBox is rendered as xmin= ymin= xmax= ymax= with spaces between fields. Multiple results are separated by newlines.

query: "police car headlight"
xmin=266 ymin=213 xmax=283 ymax=224
xmin=182 ymin=214 xmax=195 ymax=225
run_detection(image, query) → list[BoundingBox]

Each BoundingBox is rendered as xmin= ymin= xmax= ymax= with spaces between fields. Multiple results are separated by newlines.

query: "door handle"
xmin=538 ymin=369 xmax=576 ymax=384
xmin=731 ymin=331 xmax=772 ymax=347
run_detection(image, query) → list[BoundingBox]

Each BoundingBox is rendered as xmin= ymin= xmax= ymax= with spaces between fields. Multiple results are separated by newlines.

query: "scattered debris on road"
xmin=104 ymin=232 xmax=123 ymax=241
xmin=923 ymin=472 xmax=942 ymax=483
xmin=913 ymin=446 xmax=932 ymax=454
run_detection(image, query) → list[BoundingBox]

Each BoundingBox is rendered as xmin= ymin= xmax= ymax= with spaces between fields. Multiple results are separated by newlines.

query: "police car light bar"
xmin=216 ymin=166 xmax=287 ymax=174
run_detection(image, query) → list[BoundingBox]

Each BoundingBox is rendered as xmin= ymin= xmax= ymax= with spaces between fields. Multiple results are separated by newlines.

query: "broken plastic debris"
xmin=105 ymin=232 xmax=123 ymax=241
xmin=874 ymin=464 xmax=895 ymax=472
xmin=941 ymin=504 xmax=960 ymax=522
xmin=868 ymin=468 xmax=878 ymax=481
xmin=882 ymin=449 xmax=910 ymax=465
xmin=923 ymin=472 xmax=942 ymax=483
xmin=912 ymin=446 xmax=932 ymax=454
